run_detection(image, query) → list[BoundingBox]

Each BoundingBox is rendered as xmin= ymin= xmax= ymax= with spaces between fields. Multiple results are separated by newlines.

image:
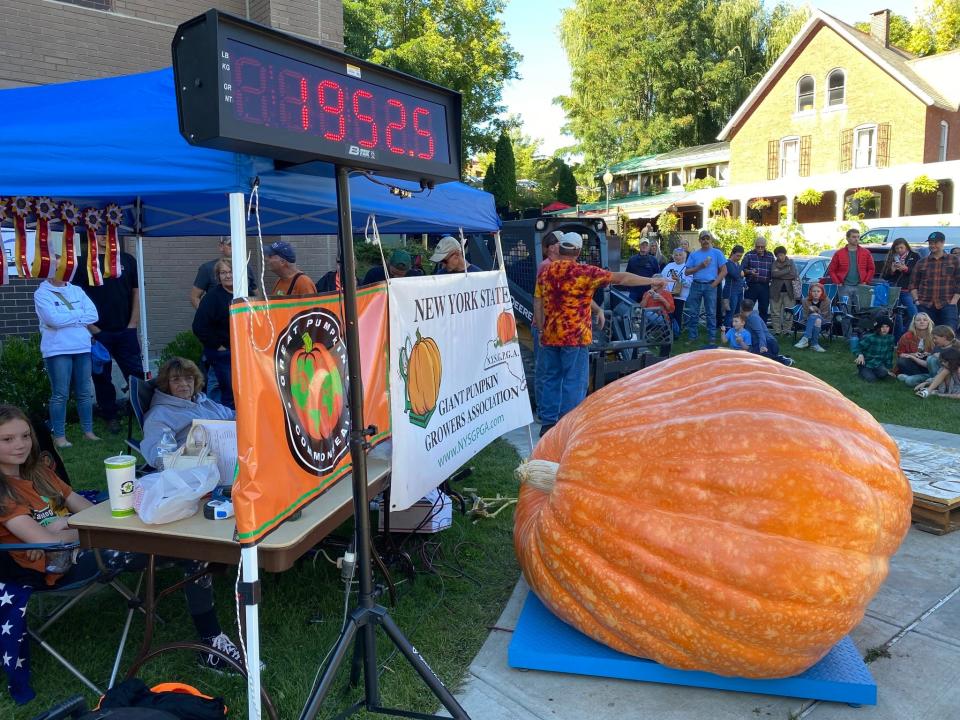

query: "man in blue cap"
xmin=265 ymin=241 xmax=317 ymax=296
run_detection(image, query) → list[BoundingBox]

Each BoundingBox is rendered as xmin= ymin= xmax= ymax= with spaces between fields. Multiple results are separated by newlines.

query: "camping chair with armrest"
xmin=786 ymin=296 xmax=837 ymax=345
xmin=125 ymin=376 xmax=156 ymax=471
xmin=0 ymin=541 xmax=143 ymax=700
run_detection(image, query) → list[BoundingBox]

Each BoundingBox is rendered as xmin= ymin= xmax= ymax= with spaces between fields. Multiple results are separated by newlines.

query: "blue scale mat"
xmin=508 ymin=593 xmax=877 ymax=706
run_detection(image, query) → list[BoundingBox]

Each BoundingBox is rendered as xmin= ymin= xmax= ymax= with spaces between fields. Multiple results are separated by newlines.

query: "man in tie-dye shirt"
xmin=534 ymin=232 xmax=665 ymax=436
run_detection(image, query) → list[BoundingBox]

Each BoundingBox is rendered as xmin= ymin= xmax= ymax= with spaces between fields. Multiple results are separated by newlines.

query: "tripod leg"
xmin=349 ymin=633 xmax=363 ymax=688
xmin=378 ymin=612 xmax=470 ymax=719
xmin=298 ymin=616 xmax=362 ymax=720
xmin=362 ymin=620 xmax=381 ymax=707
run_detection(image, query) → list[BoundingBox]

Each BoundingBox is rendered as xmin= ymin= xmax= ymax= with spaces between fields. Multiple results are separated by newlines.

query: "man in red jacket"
xmin=827 ymin=228 xmax=875 ymax=338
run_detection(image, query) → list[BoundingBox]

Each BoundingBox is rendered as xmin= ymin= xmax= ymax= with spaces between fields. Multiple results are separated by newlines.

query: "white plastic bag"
xmin=133 ymin=465 xmax=220 ymax=525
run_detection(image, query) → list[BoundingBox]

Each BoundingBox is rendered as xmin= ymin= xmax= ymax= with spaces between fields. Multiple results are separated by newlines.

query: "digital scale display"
xmin=173 ymin=10 xmax=462 ymax=183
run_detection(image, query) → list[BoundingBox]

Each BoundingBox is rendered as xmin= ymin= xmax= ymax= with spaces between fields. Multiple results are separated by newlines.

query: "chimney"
xmin=870 ymin=9 xmax=891 ymax=47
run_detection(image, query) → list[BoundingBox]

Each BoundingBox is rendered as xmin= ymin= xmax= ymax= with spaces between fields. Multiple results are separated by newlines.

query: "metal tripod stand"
xmin=298 ymin=166 xmax=470 ymax=720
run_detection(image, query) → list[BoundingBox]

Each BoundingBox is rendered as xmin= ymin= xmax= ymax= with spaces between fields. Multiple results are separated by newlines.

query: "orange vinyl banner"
xmin=229 ymin=284 xmax=391 ymax=545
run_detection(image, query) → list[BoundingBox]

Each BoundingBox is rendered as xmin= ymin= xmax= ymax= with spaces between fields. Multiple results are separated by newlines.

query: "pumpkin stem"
xmin=515 ymin=459 xmax=559 ymax=493
xmin=302 ymin=333 xmax=313 ymax=353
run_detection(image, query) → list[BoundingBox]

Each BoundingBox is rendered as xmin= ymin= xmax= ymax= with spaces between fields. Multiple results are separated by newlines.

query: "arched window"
xmin=797 ymin=75 xmax=815 ymax=112
xmin=827 ymin=69 xmax=846 ymax=106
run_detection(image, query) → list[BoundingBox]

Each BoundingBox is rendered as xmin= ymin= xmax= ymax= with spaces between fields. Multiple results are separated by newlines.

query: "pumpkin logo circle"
xmin=275 ymin=308 xmax=350 ymax=474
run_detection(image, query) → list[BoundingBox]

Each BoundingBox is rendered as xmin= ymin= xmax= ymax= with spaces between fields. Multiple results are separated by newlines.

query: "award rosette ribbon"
xmin=103 ymin=204 xmax=123 ymax=279
xmin=82 ymin=207 xmax=104 ymax=286
xmin=57 ymin=202 xmax=80 ymax=283
xmin=0 ymin=200 xmax=8 ymax=286
xmin=32 ymin=197 xmax=56 ymax=279
xmin=10 ymin=196 xmax=32 ymax=279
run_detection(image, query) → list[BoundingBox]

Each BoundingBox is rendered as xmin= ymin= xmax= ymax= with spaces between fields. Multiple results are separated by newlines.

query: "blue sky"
xmin=500 ymin=1 xmax=919 ymax=155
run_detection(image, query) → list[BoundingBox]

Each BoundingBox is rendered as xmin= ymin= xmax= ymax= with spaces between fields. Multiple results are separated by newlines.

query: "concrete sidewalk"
xmin=447 ymin=424 xmax=960 ymax=719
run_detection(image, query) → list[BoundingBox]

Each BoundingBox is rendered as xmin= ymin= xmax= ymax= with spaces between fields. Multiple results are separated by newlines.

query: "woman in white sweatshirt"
xmin=33 ymin=274 xmax=100 ymax=448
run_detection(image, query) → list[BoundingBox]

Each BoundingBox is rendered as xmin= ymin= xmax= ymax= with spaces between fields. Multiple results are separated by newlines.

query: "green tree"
xmin=556 ymin=0 xmax=809 ymax=173
xmin=482 ymin=161 xmax=496 ymax=194
xmin=489 ymin=130 xmax=517 ymax=212
xmin=343 ymin=0 xmax=521 ymax=163
xmin=906 ymin=0 xmax=960 ymax=55
xmin=554 ymin=159 xmax=579 ymax=205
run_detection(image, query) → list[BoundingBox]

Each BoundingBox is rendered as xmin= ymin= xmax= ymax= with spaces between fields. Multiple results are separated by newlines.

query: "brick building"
xmin=715 ymin=8 xmax=960 ymax=228
xmin=0 ymin=0 xmax=344 ymax=364
xmin=588 ymin=8 xmax=960 ymax=246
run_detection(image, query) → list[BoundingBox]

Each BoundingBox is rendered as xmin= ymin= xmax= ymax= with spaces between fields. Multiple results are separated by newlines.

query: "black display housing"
xmin=172 ymin=10 xmax=463 ymax=184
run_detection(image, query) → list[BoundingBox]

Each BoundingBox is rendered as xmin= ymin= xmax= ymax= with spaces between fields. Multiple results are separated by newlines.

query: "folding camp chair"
xmin=125 ymin=375 xmax=156 ymax=469
xmin=0 ymin=418 xmax=145 ymax=701
xmin=785 ymin=302 xmax=837 ymax=345
xmin=0 ymin=544 xmax=143 ymax=699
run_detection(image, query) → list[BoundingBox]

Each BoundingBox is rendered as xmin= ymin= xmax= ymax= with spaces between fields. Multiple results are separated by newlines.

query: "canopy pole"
xmin=229 ymin=190 xmax=261 ymax=720
xmin=231 ymin=192 xmax=249 ymax=297
xmin=134 ymin=234 xmax=150 ymax=376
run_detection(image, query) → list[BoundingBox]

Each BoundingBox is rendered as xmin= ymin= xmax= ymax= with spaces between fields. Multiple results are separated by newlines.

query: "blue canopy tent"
xmin=0 ymin=68 xmax=499 ymax=719
xmin=0 ymin=67 xmax=499 ymax=234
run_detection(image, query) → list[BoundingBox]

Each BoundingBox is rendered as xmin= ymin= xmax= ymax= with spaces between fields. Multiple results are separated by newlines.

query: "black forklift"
xmin=467 ymin=216 xmax=672 ymax=397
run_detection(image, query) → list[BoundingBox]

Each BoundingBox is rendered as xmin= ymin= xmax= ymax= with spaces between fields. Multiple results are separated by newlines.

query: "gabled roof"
xmin=718 ymin=9 xmax=959 ymax=141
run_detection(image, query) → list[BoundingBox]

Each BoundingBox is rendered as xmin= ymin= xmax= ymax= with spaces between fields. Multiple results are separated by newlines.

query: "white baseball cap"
xmin=559 ymin=232 xmax=583 ymax=250
xmin=430 ymin=235 xmax=462 ymax=262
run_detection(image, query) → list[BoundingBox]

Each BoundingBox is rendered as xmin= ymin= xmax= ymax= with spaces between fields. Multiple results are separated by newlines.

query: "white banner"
xmin=388 ymin=270 xmax=533 ymax=510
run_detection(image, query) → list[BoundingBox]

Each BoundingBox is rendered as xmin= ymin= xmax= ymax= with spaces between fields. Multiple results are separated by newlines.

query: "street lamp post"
xmin=603 ymin=169 xmax=613 ymax=217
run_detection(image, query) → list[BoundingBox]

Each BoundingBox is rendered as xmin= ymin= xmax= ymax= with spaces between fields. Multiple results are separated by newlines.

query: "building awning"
xmin=623 ymin=199 xmax=675 ymax=220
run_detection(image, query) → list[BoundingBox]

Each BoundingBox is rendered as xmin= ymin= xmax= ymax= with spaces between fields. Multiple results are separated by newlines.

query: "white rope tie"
xmin=244 ymin=183 xmax=276 ymax=352
xmin=366 ymin=214 xmax=391 ymax=284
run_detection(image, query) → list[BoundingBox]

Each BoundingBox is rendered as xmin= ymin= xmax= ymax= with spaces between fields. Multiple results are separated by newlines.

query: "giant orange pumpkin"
xmin=407 ymin=334 xmax=442 ymax=417
xmin=514 ymin=350 xmax=911 ymax=679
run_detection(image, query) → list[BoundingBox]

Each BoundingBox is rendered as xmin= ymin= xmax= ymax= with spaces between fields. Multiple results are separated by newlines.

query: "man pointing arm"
xmin=534 ymin=232 xmax=664 ymax=437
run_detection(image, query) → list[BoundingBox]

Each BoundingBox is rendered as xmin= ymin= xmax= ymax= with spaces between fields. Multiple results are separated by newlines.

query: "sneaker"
xmin=812 ymin=344 xmax=826 ymax=353
xmin=781 ymin=356 xmax=795 ymax=367
xmin=198 ymin=633 xmax=243 ymax=674
xmin=794 ymin=337 xmax=809 ymax=349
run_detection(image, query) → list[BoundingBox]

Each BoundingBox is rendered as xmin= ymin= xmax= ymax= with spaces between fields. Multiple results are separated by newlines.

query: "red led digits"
xmin=277 ymin=69 xmax=309 ymax=131
xmin=412 ymin=107 xmax=435 ymax=160
xmin=385 ymin=99 xmax=407 ymax=155
xmin=351 ymin=90 xmax=378 ymax=149
xmin=233 ymin=57 xmax=268 ymax=125
xmin=300 ymin=78 xmax=309 ymax=130
xmin=318 ymin=79 xmax=345 ymax=142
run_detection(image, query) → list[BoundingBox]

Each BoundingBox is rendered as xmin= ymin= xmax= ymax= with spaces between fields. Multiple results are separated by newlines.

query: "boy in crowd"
xmin=738 ymin=298 xmax=795 ymax=366
xmin=720 ymin=314 xmax=752 ymax=351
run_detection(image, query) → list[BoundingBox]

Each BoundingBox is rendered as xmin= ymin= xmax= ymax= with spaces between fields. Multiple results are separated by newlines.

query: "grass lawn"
xmin=1 ymin=436 xmax=521 ymax=719
xmin=670 ymin=333 xmax=958 ymax=434
xmin=3 ymin=329 xmax=956 ymax=716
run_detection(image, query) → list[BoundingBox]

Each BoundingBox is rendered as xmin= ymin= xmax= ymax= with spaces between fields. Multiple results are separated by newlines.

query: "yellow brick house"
xmin=702 ymin=8 xmax=960 ymax=243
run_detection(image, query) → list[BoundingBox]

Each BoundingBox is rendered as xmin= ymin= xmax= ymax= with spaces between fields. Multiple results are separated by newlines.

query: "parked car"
xmin=859 ymin=226 xmax=960 ymax=245
xmin=791 ymin=255 xmax=830 ymax=296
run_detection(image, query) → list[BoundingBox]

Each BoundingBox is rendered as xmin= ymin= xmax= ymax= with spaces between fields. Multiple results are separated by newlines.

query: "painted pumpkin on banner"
xmin=514 ymin=350 xmax=912 ymax=679
xmin=290 ymin=333 xmax=344 ymax=439
xmin=275 ymin=308 xmax=351 ymax=474
xmin=407 ymin=333 xmax=441 ymax=416
xmin=496 ymin=311 xmax=516 ymax=345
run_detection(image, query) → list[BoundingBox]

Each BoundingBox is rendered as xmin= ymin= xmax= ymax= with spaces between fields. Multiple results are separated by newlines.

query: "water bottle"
xmin=156 ymin=427 xmax=178 ymax=470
